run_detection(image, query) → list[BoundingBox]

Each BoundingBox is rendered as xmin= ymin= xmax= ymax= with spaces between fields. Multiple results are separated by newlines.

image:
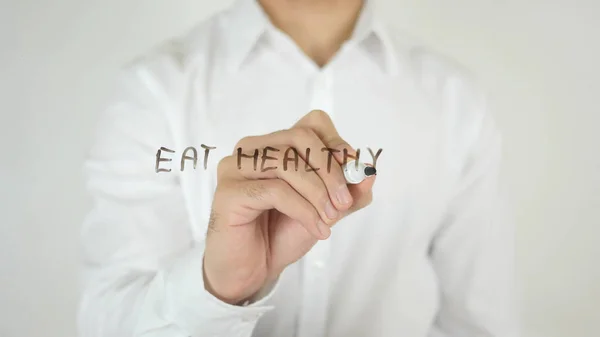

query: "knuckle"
xmin=308 ymin=109 xmax=330 ymax=121
xmin=323 ymin=136 xmax=349 ymax=152
xmin=234 ymin=136 xmax=254 ymax=150
xmin=328 ymin=138 xmax=347 ymax=150
xmin=242 ymin=181 xmax=266 ymax=201
xmin=271 ymin=179 xmax=293 ymax=198
xmin=292 ymin=126 xmax=315 ymax=139
xmin=265 ymin=179 xmax=287 ymax=199
xmin=332 ymin=174 xmax=348 ymax=187
xmin=304 ymin=175 xmax=327 ymax=195
xmin=309 ymin=213 xmax=321 ymax=227
xmin=301 ymin=204 xmax=320 ymax=224
xmin=316 ymin=189 xmax=331 ymax=207
xmin=216 ymin=178 xmax=237 ymax=191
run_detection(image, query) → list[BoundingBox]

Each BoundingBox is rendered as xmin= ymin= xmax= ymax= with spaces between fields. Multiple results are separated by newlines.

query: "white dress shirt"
xmin=78 ymin=0 xmax=517 ymax=336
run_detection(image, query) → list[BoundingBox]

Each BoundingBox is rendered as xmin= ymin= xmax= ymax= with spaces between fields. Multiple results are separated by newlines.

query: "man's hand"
xmin=203 ymin=110 xmax=376 ymax=304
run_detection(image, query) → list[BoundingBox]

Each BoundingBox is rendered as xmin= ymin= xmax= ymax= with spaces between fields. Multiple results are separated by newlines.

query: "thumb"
xmin=348 ymin=172 xmax=376 ymax=212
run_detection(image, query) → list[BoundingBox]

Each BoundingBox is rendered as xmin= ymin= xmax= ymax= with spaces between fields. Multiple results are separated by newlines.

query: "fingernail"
xmin=336 ymin=185 xmax=352 ymax=205
xmin=317 ymin=220 xmax=331 ymax=239
xmin=325 ymin=200 xmax=338 ymax=219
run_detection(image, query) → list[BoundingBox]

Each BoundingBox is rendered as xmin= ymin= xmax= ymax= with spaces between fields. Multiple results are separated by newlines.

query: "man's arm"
xmin=78 ymin=60 xmax=277 ymax=337
xmin=428 ymin=78 xmax=518 ymax=336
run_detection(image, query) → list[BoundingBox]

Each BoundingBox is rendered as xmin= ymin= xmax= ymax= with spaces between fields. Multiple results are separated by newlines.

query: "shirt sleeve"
xmin=427 ymin=79 xmax=519 ymax=337
xmin=78 ymin=60 xmax=279 ymax=337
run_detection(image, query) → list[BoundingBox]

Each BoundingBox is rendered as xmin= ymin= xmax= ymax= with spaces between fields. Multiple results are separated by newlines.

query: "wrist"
xmin=202 ymin=256 xmax=265 ymax=305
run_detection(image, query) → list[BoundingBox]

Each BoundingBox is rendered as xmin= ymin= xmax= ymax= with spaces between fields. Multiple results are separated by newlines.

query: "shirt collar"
xmin=221 ymin=0 xmax=397 ymax=75
xmin=220 ymin=0 xmax=269 ymax=73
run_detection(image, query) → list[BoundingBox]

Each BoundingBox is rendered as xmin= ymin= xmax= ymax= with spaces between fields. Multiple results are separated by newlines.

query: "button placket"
xmin=298 ymin=239 xmax=331 ymax=337
xmin=297 ymin=68 xmax=334 ymax=337
xmin=308 ymin=69 xmax=334 ymax=116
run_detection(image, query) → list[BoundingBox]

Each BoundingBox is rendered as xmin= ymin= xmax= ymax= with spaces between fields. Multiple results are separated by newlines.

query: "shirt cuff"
xmin=162 ymin=241 xmax=280 ymax=336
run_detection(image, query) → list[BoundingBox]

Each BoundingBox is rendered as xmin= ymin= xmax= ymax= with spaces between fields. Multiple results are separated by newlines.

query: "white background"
xmin=1 ymin=0 xmax=599 ymax=336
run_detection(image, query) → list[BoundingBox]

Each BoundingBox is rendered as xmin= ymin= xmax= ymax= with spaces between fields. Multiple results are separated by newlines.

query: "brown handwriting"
xmin=156 ymin=146 xmax=383 ymax=173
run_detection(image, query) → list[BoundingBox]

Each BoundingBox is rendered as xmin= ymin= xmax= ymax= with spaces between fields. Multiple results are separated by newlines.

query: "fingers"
xmin=218 ymin=149 xmax=342 ymax=230
xmin=215 ymin=178 xmax=330 ymax=240
xmin=347 ymin=173 xmax=375 ymax=212
xmin=292 ymin=109 xmax=358 ymax=166
xmin=278 ymin=128 xmax=354 ymax=208
xmin=233 ymin=129 xmax=354 ymax=212
xmin=214 ymin=109 xmax=376 ymax=242
xmin=293 ymin=110 xmax=377 ymax=215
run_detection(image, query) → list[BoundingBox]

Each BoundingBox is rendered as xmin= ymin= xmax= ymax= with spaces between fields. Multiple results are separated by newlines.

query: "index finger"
xmin=292 ymin=109 xmax=358 ymax=165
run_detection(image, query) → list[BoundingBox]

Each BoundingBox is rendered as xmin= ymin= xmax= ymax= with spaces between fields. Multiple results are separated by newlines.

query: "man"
xmin=78 ymin=0 xmax=517 ymax=336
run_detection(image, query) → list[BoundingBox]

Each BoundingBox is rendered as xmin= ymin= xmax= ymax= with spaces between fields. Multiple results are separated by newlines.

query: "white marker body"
xmin=342 ymin=160 xmax=368 ymax=184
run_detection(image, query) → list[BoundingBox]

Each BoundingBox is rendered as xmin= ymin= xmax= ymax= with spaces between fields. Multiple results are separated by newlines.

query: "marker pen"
xmin=342 ymin=160 xmax=377 ymax=184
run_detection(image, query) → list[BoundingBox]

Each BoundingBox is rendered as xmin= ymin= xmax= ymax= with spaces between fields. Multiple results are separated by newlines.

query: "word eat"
xmin=155 ymin=146 xmax=383 ymax=173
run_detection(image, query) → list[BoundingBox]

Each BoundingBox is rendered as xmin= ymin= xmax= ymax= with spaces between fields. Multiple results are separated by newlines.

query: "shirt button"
xmin=314 ymin=260 xmax=325 ymax=269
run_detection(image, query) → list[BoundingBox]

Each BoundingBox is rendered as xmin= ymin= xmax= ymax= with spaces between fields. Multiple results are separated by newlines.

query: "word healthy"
xmin=155 ymin=145 xmax=383 ymax=174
